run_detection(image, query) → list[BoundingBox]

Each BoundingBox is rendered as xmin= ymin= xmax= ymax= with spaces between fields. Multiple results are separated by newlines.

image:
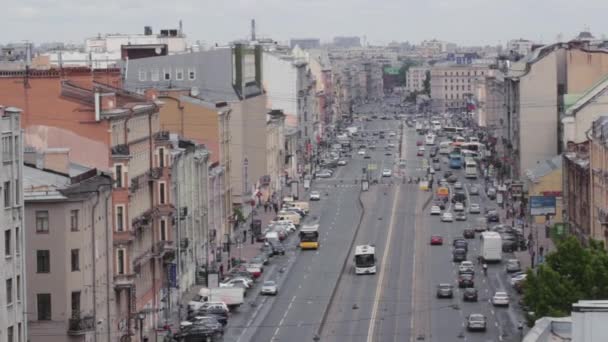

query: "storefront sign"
xmin=530 ymin=196 xmax=557 ymax=216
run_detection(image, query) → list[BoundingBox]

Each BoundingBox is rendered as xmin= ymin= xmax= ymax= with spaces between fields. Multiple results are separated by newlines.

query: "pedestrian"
xmin=273 ymin=203 xmax=279 ymax=214
xmin=264 ymin=202 xmax=269 ymax=213
xmin=243 ymin=229 xmax=247 ymax=242
xmin=219 ymin=264 xmax=224 ymax=278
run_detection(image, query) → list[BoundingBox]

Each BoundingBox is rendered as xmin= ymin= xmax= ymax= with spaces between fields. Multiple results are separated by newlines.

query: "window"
xmin=35 ymin=211 xmax=49 ymax=233
xmin=6 ymin=278 xmax=12 ymax=305
xmin=7 ymin=326 xmax=13 ymax=342
xmin=4 ymin=229 xmax=10 ymax=257
xmin=70 ymin=210 xmax=79 ymax=231
xmin=158 ymin=148 xmax=165 ymax=168
xmin=14 ymin=178 xmax=18 ymax=205
xmin=138 ymin=69 xmax=147 ymax=82
xmin=3 ymin=181 xmax=10 ymax=208
xmin=71 ymin=249 xmax=80 ymax=271
xmin=444 ymin=86 xmax=447 ymax=91
xmin=17 ymin=323 xmax=21 ymax=342
xmin=468 ymin=85 xmax=471 ymax=91
xmin=16 ymin=276 xmax=20 ymax=301
xmin=14 ymin=227 xmax=19 ymax=255
xmin=37 ymin=293 xmax=51 ymax=320
xmin=71 ymin=291 xmax=81 ymax=318
xmin=116 ymin=249 xmax=125 ymax=275
xmin=36 ymin=250 xmax=50 ymax=273
xmin=159 ymin=182 xmax=166 ymax=204
xmin=160 ymin=219 xmax=167 ymax=241
xmin=188 ymin=68 xmax=196 ymax=80
xmin=176 ymin=68 xmax=184 ymax=81
xmin=115 ymin=206 xmax=124 ymax=232
xmin=151 ymin=69 xmax=159 ymax=82
xmin=2 ymin=136 xmax=12 ymax=162
xmin=163 ymin=68 xmax=171 ymax=81
xmin=115 ymin=164 xmax=123 ymax=188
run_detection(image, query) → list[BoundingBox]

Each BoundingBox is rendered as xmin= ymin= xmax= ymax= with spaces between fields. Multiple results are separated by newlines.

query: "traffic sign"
xmin=368 ymin=163 xmax=377 ymax=171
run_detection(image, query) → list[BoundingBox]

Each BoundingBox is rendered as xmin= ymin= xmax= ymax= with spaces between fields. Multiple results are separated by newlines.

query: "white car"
xmin=441 ymin=212 xmax=454 ymax=222
xmin=454 ymin=202 xmax=465 ymax=212
xmin=510 ymin=273 xmax=527 ymax=287
xmin=271 ymin=221 xmax=296 ymax=233
xmin=430 ymin=205 xmax=441 ymax=215
xmin=315 ymin=170 xmax=332 ymax=178
xmin=454 ymin=182 xmax=463 ymax=189
xmin=358 ymin=149 xmax=366 ymax=155
xmin=338 ymin=159 xmax=347 ymax=166
xmin=459 ymin=261 xmax=475 ymax=273
xmin=469 ymin=203 xmax=481 ymax=214
xmin=261 ymin=280 xmax=278 ymax=296
xmin=309 ymin=191 xmax=321 ymax=201
xmin=492 ymin=291 xmax=510 ymax=306
xmin=382 ymin=169 xmax=392 ymax=177
xmin=220 ymin=277 xmax=252 ymax=289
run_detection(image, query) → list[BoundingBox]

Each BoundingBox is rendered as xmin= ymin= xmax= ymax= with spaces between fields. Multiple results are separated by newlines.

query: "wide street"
xmin=227 ymin=98 xmax=528 ymax=342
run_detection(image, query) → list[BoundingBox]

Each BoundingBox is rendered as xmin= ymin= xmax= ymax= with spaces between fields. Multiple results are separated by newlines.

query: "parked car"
xmin=505 ymin=259 xmax=522 ymax=273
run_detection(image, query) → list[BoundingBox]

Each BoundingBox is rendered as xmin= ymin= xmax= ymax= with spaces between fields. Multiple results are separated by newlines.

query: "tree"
xmin=423 ymin=70 xmax=431 ymax=95
xmin=523 ymin=236 xmax=608 ymax=323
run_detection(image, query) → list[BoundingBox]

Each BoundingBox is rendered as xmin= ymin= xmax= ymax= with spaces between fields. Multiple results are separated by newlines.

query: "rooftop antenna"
xmin=179 ymin=20 xmax=183 ymax=35
xmin=251 ymin=19 xmax=256 ymax=41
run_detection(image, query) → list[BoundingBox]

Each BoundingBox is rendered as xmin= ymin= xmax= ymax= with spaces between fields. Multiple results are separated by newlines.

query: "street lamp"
xmin=137 ymin=312 xmax=146 ymax=342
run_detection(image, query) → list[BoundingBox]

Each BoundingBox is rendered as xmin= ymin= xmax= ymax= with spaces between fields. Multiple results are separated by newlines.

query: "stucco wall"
xmin=527 ymin=168 xmax=563 ymax=224
xmin=567 ymin=49 xmax=608 ymax=93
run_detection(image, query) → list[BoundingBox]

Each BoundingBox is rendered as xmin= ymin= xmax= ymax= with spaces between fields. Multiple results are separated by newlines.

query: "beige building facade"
xmin=589 ymin=116 xmax=608 ymax=245
xmin=24 ymin=159 xmax=114 ymax=342
xmin=430 ymin=64 xmax=492 ymax=113
xmin=406 ymin=66 xmax=429 ymax=93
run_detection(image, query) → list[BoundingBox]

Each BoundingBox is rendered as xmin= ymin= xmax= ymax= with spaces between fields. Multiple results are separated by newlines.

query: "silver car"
xmin=261 ymin=280 xmax=278 ymax=296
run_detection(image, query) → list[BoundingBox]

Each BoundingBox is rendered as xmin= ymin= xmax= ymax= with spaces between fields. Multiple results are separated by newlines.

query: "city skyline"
xmin=3 ymin=0 xmax=607 ymax=46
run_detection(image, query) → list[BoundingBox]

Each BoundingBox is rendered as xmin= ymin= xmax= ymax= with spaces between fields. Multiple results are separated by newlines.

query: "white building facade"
xmin=406 ymin=67 xmax=430 ymax=93
xmin=0 ymin=106 xmax=26 ymax=342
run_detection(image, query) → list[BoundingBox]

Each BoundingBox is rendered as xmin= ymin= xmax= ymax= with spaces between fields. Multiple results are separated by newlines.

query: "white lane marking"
xmin=367 ymin=185 xmax=401 ymax=342
xmin=491 ymin=310 xmax=495 ymax=315
xmin=272 ymin=296 xmax=297 ymax=341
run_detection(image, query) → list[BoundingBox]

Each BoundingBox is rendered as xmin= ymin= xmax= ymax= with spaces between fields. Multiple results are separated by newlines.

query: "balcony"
xmin=153 ymin=240 xmax=176 ymax=260
xmin=114 ymin=273 xmax=135 ymax=289
xmin=111 ymin=144 xmax=130 ymax=157
xmin=154 ymin=130 xmax=170 ymax=141
xmin=147 ymin=167 xmax=163 ymax=180
xmin=131 ymin=209 xmax=153 ymax=233
xmin=68 ymin=316 xmax=95 ymax=335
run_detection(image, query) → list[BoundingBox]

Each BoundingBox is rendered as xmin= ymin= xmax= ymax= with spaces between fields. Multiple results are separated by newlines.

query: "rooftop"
xmin=522 ymin=317 xmax=572 ymax=342
xmin=564 ymin=74 xmax=608 ymax=116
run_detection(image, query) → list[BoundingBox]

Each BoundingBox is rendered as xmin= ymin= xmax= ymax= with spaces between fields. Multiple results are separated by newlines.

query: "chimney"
xmin=42 ymin=148 xmax=71 ymax=174
xmin=144 ymin=26 xmax=153 ymax=36
xmin=144 ymin=88 xmax=158 ymax=101
xmin=23 ymin=147 xmax=42 ymax=168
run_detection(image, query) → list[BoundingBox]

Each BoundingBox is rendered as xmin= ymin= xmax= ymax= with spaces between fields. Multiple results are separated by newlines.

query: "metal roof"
xmin=524 ymin=155 xmax=563 ymax=183
xmin=23 ymin=165 xmax=70 ymax=200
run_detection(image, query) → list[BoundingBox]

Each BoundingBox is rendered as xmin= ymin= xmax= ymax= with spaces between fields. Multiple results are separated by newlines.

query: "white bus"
xmin=464 ymin=157 xmax=478 ymax=179
xmin=354 ymin=245 xmax=376 ymax=275
xmin=425 ymin=134 xmax=436 ymax=146
xmin=480 ymin=232 xmax=502 ymax=262
xmin=439 ymin=141 xmax=452 ymax=155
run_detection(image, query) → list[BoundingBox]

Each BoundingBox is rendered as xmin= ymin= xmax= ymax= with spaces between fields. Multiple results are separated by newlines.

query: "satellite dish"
xmin=190 ymin=87 xmax=200 ymax=97
xmin=155 ymin=47 xmax=162 ymax=55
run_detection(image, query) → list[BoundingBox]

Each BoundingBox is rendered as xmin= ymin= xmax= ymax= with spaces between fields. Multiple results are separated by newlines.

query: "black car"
xmin=452 ymin=190 xmax=467 ymax=204
xmin=486 ymin=209 xmax=500 ymax=222
xmin=452 ymin=248 xmax=467 ymax=262
xmin=447 ymin=175 xmax=459 ymax=183
xmin=463 ymin=228 xmax=475 ymax=239
xmin=458 ymin=274 xmax=474 ymax=288
xmin=176 ymin=321 xmax=224 ymax=341
xmin=434 ymin=200 xmax=446 ymax=210
xmin=436 ymin=284 xmax=454 ymax=298
xmin=269 ymin=242 xmax=286 ymax=255
xmin=453 ymin=239 xmax=468 ymax=252
xmin=463 ymin=287 xmax=478 ymax=302
xmin=444 ymin=171 xmax=453 ymax=178
xmin=502 ymin=240 xmax=517 ymax=253
xmin=188 ymin=308 xmax=229 ymax=326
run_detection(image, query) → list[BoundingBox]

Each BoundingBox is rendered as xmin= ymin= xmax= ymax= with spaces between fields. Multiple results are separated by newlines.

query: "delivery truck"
xmin=480 ymin=231 xmax=502 ymax=262
xmin=187 ymin=287 xmax=244 ymax=313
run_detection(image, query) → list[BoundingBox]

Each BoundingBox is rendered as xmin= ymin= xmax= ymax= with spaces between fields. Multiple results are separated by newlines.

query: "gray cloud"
xmin=2 ymin=0 xmax=607 ymax=45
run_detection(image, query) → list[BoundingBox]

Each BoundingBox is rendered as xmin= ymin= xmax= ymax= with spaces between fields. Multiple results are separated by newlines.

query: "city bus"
xmin=299 ymin=224 xmax=320 ymax=249
xmin=464 ymin=157 xmax=478 ymax=179
xmin=443 ymin=126 xmax=464 ymax=134
xmin=431 ymin=120 xmax=442 ymax=131
xmin=439 ymin=141 xmax=452 ymax=155
xmin=449 ymin=152 xmax=463 ymax=169
xmin=354 ymin=245 xmax=376 ymax=275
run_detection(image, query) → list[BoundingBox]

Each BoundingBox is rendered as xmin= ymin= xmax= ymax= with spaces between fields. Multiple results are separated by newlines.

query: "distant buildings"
xmin=429 ymin=63 xmax=493 ymax=113
xmin=507 ymin=39 xmax=535 ymax=57
xmin=406 ymin=66 xmax=429 ymax=93
xmin=333 ymin=36 xmax=361 ymax=48
xmin=85 ymin=25 xmax=188 ymax=54
xmin=290 ymin=38 xmax=320 ymax=50
xmin=0 ymin=106 xmax=26 ymax=342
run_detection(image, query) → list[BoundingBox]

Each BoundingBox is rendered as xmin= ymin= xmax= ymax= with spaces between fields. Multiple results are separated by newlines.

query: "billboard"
xmin=530 ymin=196 xmax=556 ymax=216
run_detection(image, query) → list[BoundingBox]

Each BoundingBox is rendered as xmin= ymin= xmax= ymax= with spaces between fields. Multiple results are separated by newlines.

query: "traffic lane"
xmin=375 ymin=185 xmax=418 ymax=342
xmin=250 ymin=186 xmax=360 ymax=341
xmin=321 ymin=184 xmax=398 ymax=342
xmin=272 ymin=187 xmax=367 ymax=342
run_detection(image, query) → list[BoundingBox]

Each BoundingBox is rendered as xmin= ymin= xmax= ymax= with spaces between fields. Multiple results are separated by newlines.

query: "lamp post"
xmin=137 ymin=312 xmax=145 ymax=342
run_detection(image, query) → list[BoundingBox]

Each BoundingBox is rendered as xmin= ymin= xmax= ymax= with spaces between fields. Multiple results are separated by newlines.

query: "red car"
xmin=416 ymin=140 xmax=423 ymax=146
xmin=417 ymin=150 xmax=424 ymax=156
xmin=430 ymin=235 xmax=444 ymax=245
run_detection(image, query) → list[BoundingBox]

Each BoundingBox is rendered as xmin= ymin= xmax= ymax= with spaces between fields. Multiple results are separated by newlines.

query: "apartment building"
xmin=24 ymin=153 xmax=113 ymax=342
xmin=170 ymin=138 xmax=210 ymax=294
xmin=406 ymin=66 xmax=429 ymax=93
xmin=123 ymin=44 xmax=268 ymax=219
xmin=430 ymin=64 xmax=492 ymax=113
xmin=0 ymin=68 xmax=174 ymax=340
xmin=589 ymin=116 xmax=608 ymax=246
xmin=563 ymin=142 xmax=591 ymax=243
xmin=266 ymin=110 xmax=286 ymax=196
xmin=0 ymin=106 xmax=26 ymax=342
xmin=507 ymin=39 xmax=535 ymax=57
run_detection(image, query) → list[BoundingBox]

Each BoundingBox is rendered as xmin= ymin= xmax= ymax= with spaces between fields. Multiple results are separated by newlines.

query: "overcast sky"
xmin=3 ymin=0 xmax=607 ymax=46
